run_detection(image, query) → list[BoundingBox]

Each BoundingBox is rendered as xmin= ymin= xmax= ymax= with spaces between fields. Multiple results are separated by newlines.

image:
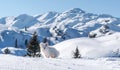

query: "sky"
xmin=0 ymin=0 xmax=119 ymax=17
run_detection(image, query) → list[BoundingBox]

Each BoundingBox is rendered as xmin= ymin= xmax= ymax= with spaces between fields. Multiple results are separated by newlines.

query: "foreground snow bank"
xmin=0 ymin=54 xmax=120 ymax=70
xmin=53 ymin=34 xmax=120 ymax=58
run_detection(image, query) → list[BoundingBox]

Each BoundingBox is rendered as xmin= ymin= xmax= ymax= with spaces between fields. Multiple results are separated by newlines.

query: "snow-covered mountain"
xmin=0 ymin=8 xmax=120 ymax=48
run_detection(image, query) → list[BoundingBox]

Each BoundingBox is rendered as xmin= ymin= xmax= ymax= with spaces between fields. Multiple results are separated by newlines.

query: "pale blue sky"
xmin=0 ymin=0 xmax=119 ymax=17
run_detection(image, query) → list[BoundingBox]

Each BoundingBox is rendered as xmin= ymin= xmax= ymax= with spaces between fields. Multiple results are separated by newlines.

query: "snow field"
xmin=0 ymin=54 xmax=120 ymax=70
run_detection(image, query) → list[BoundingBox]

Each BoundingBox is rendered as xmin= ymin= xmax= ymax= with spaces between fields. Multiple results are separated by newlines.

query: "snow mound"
xmin=1 ymin=47 xmax=26 ymax=56
xmin=53 ymin=34 xmax=120 ymax=58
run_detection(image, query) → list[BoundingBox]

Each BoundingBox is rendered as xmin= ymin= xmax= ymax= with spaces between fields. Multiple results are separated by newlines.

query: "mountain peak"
xmin=47 ymin=11 xmax=58 ymax=14
xmin=17 ymin=14 xmax=32 ymax=18
xmin=63 ymin=8 xmax=85 ymax=14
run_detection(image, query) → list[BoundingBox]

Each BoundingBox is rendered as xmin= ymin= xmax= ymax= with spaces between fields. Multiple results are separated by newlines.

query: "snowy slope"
xmin=0 ymin=54 xmax=120 ymax=70
xmin=53 ymin=32 xmax=120 ymax=58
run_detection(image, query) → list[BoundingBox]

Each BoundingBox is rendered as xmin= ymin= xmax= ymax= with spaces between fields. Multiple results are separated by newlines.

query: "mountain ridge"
xmin=0 ymin=8 xmax=120 ymax=48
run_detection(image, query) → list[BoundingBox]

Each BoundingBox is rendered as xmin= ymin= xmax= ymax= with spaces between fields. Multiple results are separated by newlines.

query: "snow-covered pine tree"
xmin=27 ymin=32 xmax=40 ymax=57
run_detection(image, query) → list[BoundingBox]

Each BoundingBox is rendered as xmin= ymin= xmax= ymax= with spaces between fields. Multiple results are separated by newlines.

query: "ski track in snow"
xmin=0 ymin=55 xmax=120 ymax=70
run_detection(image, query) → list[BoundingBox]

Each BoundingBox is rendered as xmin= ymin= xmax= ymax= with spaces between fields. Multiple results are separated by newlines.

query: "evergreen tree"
xmin=27 ymin=32 xmax=40 ymax=57
xmin=15 ymin=39 xmax=18 ymax=48
xmin=25 ymin=39 xmax=28 ymax=46
xmin=25 ymin=26 xmax=27 ymax=31
xmin=73 ymin=47 xmax=81 ymax=58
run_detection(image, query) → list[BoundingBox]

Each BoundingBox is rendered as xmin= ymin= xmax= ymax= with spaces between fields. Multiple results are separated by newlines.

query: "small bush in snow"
xmin=73 ymin=47 xmax=81 ymax=58
xmin=3 ymin=48 xmax=11 ymax=54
